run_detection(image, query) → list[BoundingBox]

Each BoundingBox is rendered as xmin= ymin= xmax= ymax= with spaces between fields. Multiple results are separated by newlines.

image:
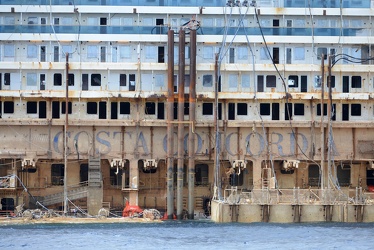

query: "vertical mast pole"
xmin=64 ymin=52 xmax=69 ymax=215
xmin=167 ymin=29 xmax=175 ymax=219
xmin=320 ymin=54 xmax=325 ymax=191
xmin=188 ymin=29 xmax=196 ymax=219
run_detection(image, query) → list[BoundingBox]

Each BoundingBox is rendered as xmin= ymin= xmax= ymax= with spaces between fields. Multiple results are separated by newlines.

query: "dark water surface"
xmin=0 ymin=221 xmax=372 ymax=249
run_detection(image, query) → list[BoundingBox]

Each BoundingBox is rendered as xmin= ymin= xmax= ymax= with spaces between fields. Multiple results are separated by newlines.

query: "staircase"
xmin=42 ymin=184 xmax=88 ymax=206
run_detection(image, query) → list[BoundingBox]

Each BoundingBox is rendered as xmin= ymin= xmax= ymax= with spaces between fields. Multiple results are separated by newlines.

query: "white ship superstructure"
xmin=0 ymin=0 xmax=374 ymax=222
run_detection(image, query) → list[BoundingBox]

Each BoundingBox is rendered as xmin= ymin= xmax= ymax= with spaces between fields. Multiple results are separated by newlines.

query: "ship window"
xmin=54 ymin=18 xmax=59 ymax=25
xmin=195 ymin=164 xmax=209 ymax=186
xmin=203 ymin=75 xmax=213 ymax=87
xmin=202 ymin=103 xmax=213 ymax=115
xmin=27 ymin=73 xmax=37 ymax=86
xmin=242 ymin=74 xmax=250 ymax=88
xmin=27 ymin=102 xmax=37 ymax=114
xmin=288 ymin=75 xmax=298 ymax=87
xmin=80 ymin=164 xmax=88 ymax=183
xmin=228 ymin=103 xmax=235 ymax=120
xmin=327 ymin=75 xmax=335 ymax=88
xmin=145 ymin=102 xmax=156 ymax=115
xmin=145 ymin=46 xmax=156 ymax=59
xmin=260 ymin=47 xmax=270 ymax=60
xmin=184 ymin=103 xmax=189 ymax=115
xmin=40 ymin=74 xmax=45 ymax=90
xmin=68 ymin=73 xmax=74 ymax=86
xmin=120 ymin=102 xmax=130 ymax=114
xmin=110 ymin=166 xmax=123 ymax=187
xmin=317 ymin=103 xmax=327 ymax=116
xmin=1 ymin=198 xmax=14 ymax=211
xmin=61 ymin=102 xmax=72 ymax=114
xmin=228 ymin=74 xmax=238 ymax=89
xmin=155 ymin=74 xmax=165 ymax=88
xmin=119 ymin=46 xmax=131 ymax=59
xmin=4 ymin=101 xmax=14 ymax=114
xmin=87 ymin=102 xmax=98 ymax=114
xmin=266 ymin=75 xmax=276 ymax=88
xmin=351 ymin=104 xmax=361 ymax=116
xmin=294 ymin=103 xmax=304 ymax=115
xmin=87 ymin=45 xmax=97 ymax=58
xmin=82 ymin=74 xmax=88 ymax=90
xmin=52 ymin=101 xmax=60 ymax=119
xmin=294 ymin=47 xmax=305 ymax=60
xmin=317 ymin=48 xmax=327 ymax=60
xmin=308 ymin=164 xmax=320 ymax=186
xmin=111 ymin=102 xmax=118 ymax=119
xmin=314 ymin=75 xmax=322 ymax=88
xmin=351 ymin=76 xmax=361 ymax=88
xmin=53 ymin=73 xmax=62 ymax=86
xmin=129 ymin=74 xmax=136 ymax=91
xmin=229 ymin=48 xmax=235 ymax=63
xmin=260 ymin=103 xmax=270 ymax=115
xmin=120 ymin=74 xmax=127 ymax=86
xmin=229 ymin=170 xmax=244 ymax=186
xmin=4 ymin=73 xmax=10 ymax=85
xmin=237 ymin=47 xmax=248 ymax=60
xmin=4 ymin=45 xmax=14 ymax=57
xmin=39 ymin=101 xmax=46 ymax=119
xmin=51 ymin=164 xmax=64 ymax=186
xmin=53 ymin=46 xmax=59 ymax=62
xmin=203 ymin=46 xmax=213 ymax=59
xmin=62 ymin=45 xmax=72 ymax=58
xmin=337 ymin=164 xmax=350 ymax=187
xmin=27 ymin=45 xmax=37 ymax=58
xmin=157 ymin=102 xmax=164 ymax=120
xmin=237 ymin=103 xmax=247 ymax=116
xmin=286 ymin=48 xmax=291 ymax=64
xmin=91 ymin=74 xmax=101 ymax=86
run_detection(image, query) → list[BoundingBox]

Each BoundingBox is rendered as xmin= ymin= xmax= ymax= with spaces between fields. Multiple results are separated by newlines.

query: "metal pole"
xmin=327 ymin=54 xmax=332 ymax=191
xmin=177 ymin=28 xmax=185 ymax=220
xmin=63 ymin=52 xmax=69 ymax=216
xmin=320 ymin=54 xmax=325 ymax=191
xmin=214 ymin=53 xmax=222 ymax=200
xmin=167 ymin=29 xmax=175 ymax=219
xmin=188 ymin=29 xmax=196 ymax=219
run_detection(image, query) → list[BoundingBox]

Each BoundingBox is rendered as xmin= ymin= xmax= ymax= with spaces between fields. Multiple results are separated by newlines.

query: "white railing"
xmin=223 ymin=187 xmax=369 ymax=205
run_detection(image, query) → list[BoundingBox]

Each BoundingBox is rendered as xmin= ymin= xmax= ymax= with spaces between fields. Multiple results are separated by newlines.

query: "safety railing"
xmin=223 ymin=187 xmax=369 ymax=205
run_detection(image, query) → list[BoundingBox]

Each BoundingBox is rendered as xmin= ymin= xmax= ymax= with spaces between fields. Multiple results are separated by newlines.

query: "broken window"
xmin=110 ymin=166 xmax=123 ymax=186
xmin=195 ymin=164 xmax=209 ymax=186
xmin=308 ymin=164 xmax=320 ymax=186
xmin=351 ymin=104 xmax=361 ymax=116
xmin=317 ymin=48 xmax=327 ymax=60
xmin=288 ymin=75 xmax=298 ymax=88
xmin=203 ymin=75 xmax=213 ymax=87
xmin=314 ymin=75 xmax=322 ymax=88
xmin=27 ymin=101 xmax=37 ymax=114
xmin=120 ymin=102 xmax=130 ymax=114
xmin=91 ymin=74 xmax=101 ymax=86
xmin=145 ymin=102 xmax=156 ymax=115
xmin=337 ymin=164 xmax=350 ymax=187
xmin=237 ymin=103 xmax=247 ymax=116
xmin=202 ymin=103 xmax=213 ymax=115
xmin=129 ymin=74 xmax=136 ymax=91
xmin=266 ymin=75 xmax=276 ymax=88
xmin=51 ymin=164 xmax=64 ymax=185
xmin=54 ymin=73 xmax=62 ymax=86
xmin=87 ymin=102 xmax=98 ymax=114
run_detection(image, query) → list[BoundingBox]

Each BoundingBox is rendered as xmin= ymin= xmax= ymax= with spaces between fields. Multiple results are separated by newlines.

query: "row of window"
xmin=0 ymin=100 xmax=367 ymax=121
xmin=0 ymin=72 xmax=369 ymax=93
xmin=1 ymin=43 xmax=372 ymax=66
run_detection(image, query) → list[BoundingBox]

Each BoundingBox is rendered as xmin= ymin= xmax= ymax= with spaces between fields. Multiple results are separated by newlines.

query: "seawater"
xmin=0 ymin=221 xmax=372 ymax=250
